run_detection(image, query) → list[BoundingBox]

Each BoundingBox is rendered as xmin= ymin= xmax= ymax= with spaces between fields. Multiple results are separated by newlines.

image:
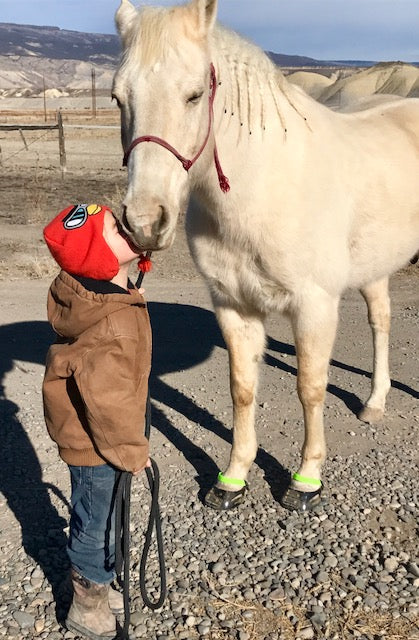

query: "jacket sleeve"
xmin=75 ymin=335 xmax=150 ymax=472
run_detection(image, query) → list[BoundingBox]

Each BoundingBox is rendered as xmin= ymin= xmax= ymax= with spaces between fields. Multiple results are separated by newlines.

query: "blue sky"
xmin=2 ymin=0 xmax=418 ymax=62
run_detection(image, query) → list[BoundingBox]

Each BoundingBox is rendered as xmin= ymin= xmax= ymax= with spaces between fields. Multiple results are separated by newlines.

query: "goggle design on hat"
xmin=63 ymin=204 xmax=103 ymax=230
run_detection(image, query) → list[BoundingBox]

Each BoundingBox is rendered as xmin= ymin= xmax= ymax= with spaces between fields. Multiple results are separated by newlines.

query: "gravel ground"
xmin=0 ymin=264 xmax=418 ymax=640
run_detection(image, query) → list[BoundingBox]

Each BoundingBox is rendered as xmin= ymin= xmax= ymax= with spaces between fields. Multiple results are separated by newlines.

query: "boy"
xmin=42 ymin=203 xmax=151 ymax=639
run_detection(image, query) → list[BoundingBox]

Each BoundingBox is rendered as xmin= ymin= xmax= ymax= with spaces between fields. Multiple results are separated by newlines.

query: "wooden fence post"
xmin=91 ymin=67 xmax=97 ymax=118
xmin=57 ymin=110 xmax=66 ymax=176
xmin=43 ymin=76 xmax=47 ymax=122
xmin=18 ymin=129 xmax=28 ymax=151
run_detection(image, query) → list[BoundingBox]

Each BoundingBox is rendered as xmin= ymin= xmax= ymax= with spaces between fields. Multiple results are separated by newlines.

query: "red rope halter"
xmin=122 ymin=64 xmax=230 ymax=193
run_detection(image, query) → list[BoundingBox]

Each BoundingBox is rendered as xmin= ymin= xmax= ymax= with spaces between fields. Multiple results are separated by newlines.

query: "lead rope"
xmin=115 ymin=253 xmax=166 ymax=639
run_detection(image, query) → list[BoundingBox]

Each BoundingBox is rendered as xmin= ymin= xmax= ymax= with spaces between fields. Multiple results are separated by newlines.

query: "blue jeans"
xmin=67 ymin=464 xmax=117 ymax=584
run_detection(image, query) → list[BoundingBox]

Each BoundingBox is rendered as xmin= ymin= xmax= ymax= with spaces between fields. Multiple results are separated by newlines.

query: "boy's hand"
xmin=132 ymin=458 xmax=151 ymax=475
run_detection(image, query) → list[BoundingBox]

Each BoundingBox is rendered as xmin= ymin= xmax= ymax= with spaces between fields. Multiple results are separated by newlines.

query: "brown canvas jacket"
xmin=42 ymin=270 xmax=151 ymax=472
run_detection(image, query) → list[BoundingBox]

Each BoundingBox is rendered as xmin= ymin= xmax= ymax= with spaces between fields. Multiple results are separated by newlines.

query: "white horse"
xmin=113 ymin=0 xmax=419 ymax=511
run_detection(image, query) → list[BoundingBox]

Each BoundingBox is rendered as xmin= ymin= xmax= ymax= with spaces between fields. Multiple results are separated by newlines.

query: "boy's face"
xmin=102 ymin=210 xmax=141 ymax=266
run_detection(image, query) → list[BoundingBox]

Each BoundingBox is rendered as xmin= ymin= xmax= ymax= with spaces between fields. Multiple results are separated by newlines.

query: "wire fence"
xmin=0 ymin=111 xmax=66 ymax=173
xmin=0 ymin=109 xmax=122 ymax=173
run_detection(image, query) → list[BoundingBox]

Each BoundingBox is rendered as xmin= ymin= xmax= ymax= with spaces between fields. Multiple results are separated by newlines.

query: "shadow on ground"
xmin=0 ymin=321 xmax=71 ymax=620
xmin=1 ymin=303 xmax=417 ymax=614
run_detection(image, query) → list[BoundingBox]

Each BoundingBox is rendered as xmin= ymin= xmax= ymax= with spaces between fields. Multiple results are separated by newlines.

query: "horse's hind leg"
xmin=358 ymin=276 xmax=391 ymax=424
xmin=205 ymin=306 xmax=266 ymax=510
xmin=281 ymin=290 xmax=339 ymax=512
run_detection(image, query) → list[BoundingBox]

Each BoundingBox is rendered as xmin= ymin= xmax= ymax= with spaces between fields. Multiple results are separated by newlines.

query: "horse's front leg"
xmin=358 ymin=277 xmax=391 ymax=424
xmin=205 ymin=306 xmax=266 ymax=510
xmin=281 ymin=290 xmax=339 ymax=512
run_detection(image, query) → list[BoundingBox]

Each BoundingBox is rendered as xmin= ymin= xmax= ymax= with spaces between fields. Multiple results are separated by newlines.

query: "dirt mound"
xmin=407 ymin=73 xmax=419 ymax=97
xmin=289 ymin=62 xmax=419 ymax=107
xmin=286 ymin=70 xmax=338 ymax=100
xmin=0 ymin=55 xmax=116 ymax=94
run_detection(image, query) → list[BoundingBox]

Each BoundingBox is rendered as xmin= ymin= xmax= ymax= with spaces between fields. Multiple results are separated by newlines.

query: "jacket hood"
xmin=47 ymin=271 xmax=145 ymax=338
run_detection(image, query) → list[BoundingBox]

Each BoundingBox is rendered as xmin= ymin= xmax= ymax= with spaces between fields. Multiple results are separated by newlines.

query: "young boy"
xmin=42 ymin=203 xmax=152 ymax=639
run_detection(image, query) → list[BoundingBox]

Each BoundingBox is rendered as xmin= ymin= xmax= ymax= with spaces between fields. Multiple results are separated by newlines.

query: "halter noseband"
xmin=122 ymin=63 xmax=230 ymax=193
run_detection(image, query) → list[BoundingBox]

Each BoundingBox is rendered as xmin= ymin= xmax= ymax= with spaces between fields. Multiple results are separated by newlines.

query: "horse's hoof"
xmin=280 ymin=484 xmax=323 ymax=512
xmin=358 ymin=405 xmax=384 ymax=424
xmin=204 ymin=483 xmax=248 ymax=510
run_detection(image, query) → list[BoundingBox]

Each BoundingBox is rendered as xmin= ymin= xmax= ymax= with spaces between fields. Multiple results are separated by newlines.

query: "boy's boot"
xmin=66 ymin=569 xmax=116 ymax=640
xmin=108 ymin=585 xmax=124 ymax=615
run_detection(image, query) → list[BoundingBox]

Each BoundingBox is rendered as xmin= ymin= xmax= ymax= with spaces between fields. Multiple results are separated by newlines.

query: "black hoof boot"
xmin=280 ymin=484 xmax=323 ymax=512
xmin=204 ymin=483 xmax=248 ymax=510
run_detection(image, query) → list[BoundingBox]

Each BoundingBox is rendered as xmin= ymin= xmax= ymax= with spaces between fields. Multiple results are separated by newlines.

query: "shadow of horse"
xmin=0 ymin=321 xmax=71 ymax=621
xmin=266 ymin=336 xmax=418 ymax=412
xmin=149 ymin=305 xmax=418 ymax=502
xmin=148 ymin=304 xmax=290 ymax=502
xmin=1 ymin=304 xmax=417 ymax=615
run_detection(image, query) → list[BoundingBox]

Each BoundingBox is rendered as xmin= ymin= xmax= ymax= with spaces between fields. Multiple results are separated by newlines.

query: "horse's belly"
xmin=347 ymin=194 xmax=419 ymax=287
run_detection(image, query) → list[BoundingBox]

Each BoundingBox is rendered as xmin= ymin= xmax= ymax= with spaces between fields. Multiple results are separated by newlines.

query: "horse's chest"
xmin=191 ymin=234 xmax=292 ymax=314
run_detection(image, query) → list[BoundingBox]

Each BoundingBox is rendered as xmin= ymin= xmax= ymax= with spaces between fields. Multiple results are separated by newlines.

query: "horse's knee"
xmin=297 ymin=374 xmax=326 ymax=408
xmin=232 ymin=384 xmax=254 ymax=408
xmin=361 ymin=279 xmax=391 ymax=333
xmin=369 ymin=310 xmax=390 ymax=334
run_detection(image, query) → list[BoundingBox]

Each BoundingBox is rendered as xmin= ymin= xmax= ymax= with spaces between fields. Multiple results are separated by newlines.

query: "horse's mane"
xmin=121 ymin=5 xmax=191 ymax=68
xmin=213 ymin=26 xmax=309 ymax=134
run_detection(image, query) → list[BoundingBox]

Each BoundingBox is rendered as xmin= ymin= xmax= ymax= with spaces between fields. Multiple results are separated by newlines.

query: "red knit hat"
xmin=43 ymin=204 xmax=120 ymax=280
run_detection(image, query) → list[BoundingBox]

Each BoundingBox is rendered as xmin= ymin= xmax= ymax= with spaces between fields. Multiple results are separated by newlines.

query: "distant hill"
xmin=0 ymin=22 xmax=120 ymax=64
xmin=267 ymin=51 xmax=419 ymax=69
xmin=0 ymin=22 xmax=386 ymax=68
xmin=266 ymin=52 xmax=378 ymax=68
xmin=0 ymin=23 xmax=120 ymax=93
xmin=0 ymin=22 xmax=417 ymax=97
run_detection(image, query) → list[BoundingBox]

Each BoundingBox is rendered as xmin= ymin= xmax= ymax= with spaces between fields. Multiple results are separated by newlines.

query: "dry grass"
xmin=333 ymin=610 xmax=419 ymax=640
xmin=0 ymin=254 xmax=57 ymax=280
xmin=181 ymin=584 xmax=419 ymax=640
xmin=204 ymin=600 xmax=419 ymax=640
xmin=103 ymin=183 xmax=126 ymax=214
xmin=210 ymin=598 xmax=297 ymax=639
xmin=18 ymin=256 xmax=59 ymax=279
xmin=0 ymin=108 xmax=119 ymax=126
xmin=22 ymin=167 xmax=49 ymax=224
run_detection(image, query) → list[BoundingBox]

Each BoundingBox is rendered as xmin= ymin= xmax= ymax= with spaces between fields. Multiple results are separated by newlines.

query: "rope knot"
xmin=218 ymin=175 xmax=230 ymax=193
xmin=182 ymin=158 xmax=193 ymax=171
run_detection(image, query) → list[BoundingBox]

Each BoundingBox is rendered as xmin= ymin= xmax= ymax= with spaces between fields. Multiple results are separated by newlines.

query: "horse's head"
xmin=113 ymin=0 xmax=218 ymax=251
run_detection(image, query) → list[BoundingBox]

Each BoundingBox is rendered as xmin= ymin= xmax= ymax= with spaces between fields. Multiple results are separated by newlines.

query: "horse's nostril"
xmin=122 ymin=208 xmax=133 ymax=233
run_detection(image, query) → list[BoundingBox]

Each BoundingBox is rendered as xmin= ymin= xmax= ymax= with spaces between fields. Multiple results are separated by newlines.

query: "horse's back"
xmin=336 ymin=94 xmax=405 ymax=113
xmin=379 ymin=96 xmax=419 ymax=136
xmin=343 ymin=96 xmax=419 ymax=147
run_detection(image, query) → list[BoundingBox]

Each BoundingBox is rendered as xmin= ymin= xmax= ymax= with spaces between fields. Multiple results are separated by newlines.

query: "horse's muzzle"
xmin=121 ymin=204 xmax=174 ymax=252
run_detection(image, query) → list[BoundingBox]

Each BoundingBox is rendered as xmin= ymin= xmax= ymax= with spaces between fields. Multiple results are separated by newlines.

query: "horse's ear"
xmin=190 ymin=0 xmax=218 ymax=37
xmin=115 ymin=0 xmax=138 ymax=41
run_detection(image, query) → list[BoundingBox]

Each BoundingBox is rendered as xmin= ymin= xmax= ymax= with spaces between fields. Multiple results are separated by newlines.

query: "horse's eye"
xmin=187 ymin=91 xmax=204 ymax=105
